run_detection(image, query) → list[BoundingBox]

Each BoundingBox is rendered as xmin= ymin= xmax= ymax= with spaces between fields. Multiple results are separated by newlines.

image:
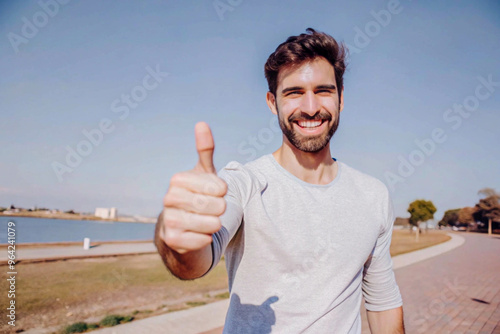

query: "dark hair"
xmin=264 ymin=28 xmax=347 ymax=101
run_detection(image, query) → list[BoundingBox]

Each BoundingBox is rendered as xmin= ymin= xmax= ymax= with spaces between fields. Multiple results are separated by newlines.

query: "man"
xmin=155 ymin=28 xmax=405 ymax=333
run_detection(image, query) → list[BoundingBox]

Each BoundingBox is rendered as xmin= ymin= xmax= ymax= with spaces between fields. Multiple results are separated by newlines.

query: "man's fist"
xmin=159 ymin=122 xmax=227 ymax=254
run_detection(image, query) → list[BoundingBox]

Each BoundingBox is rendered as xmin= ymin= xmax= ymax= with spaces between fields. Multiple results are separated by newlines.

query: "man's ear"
xmin=266 ymin=92 xmax=278 ymax=115
xmin=339 ymin=87 xmax=344 ymax=113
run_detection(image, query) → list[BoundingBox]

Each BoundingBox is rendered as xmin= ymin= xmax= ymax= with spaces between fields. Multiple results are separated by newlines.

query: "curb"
xmin=0 ymin=251 xmax=157 ymax=266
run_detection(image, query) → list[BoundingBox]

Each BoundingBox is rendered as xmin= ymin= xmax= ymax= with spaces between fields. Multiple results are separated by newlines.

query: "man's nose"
xmin=300 ymin=91 xmax=320 ymax=115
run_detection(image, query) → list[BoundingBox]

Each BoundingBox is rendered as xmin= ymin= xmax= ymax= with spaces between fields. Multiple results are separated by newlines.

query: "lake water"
xmin=0 ymin=216 xmax=155 ymax=244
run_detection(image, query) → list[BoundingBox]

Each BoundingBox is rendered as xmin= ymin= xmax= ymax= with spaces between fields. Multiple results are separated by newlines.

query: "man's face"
xmin=267 ymin=57 xmax=343 ymax=153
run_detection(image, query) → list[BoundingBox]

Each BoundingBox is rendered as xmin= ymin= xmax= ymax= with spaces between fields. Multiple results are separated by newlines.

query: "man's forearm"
xmin=154 ymin=211 xmax=213 ymax=280
xmin=366 ymin=306 xmax=405 ymax=334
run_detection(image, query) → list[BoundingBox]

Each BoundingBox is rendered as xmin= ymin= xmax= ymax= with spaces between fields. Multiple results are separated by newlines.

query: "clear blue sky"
xmin=1 ymin=0 xmax=499 ymax=220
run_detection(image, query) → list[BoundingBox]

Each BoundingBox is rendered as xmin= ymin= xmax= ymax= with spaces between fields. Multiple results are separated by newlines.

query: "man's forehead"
xmin=277 ymin=57 xmax=336 ymax=90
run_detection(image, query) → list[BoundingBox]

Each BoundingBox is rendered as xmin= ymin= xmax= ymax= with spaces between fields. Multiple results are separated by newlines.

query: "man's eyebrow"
xmin=316 ymin=84 xmax=337 ymax=90
xmin=281 ymin=86 xmax=303 ymax=94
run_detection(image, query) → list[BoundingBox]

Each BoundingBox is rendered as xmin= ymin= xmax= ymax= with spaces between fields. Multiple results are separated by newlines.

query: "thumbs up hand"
xmin=159 ymin=122 xmax=227 ymax=254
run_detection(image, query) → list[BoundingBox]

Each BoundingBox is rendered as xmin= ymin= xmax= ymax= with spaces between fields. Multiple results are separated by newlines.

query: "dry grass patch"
xmin=390 ymin=229 xmax=451 ymax=256
xmin=0 ymin=253 xmax=228 ymax=333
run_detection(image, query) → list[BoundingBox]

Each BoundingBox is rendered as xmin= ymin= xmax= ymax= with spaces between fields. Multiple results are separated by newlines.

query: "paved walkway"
xmin=387 ymin=232 xmax=500 ymax=333
xmin=1 ymin=241 xmax=156 ymax=264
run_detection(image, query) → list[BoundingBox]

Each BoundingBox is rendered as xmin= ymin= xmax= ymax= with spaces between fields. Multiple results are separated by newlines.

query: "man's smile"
xmin=295 ymin=120 xmax=324 ymax=128
xmin=292 ymin=118 xmax=329 ymax=135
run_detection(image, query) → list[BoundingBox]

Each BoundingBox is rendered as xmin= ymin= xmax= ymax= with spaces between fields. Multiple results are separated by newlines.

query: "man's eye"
xmin=317 ymin=89 xmax=332 ymax=94
xmin=287 ymin=91 xmax=301 ymax=96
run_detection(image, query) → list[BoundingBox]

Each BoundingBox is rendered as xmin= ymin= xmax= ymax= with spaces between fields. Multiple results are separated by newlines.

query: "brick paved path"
xmin=383 ymin=232 xmax=500 ymax=334
xmin=203 ymin=233 xmax=500 ymax=333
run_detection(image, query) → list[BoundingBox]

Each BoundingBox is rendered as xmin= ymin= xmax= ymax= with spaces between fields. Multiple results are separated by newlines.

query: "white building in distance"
xmin=94 ymin=207 xmax=117 ymax=219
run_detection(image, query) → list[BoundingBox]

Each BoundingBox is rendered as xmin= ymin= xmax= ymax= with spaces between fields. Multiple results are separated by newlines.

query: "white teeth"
xmin=298 ymin=120 xmax=322 ymax=128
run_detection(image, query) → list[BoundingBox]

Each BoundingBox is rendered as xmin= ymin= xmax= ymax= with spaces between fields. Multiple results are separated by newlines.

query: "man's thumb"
xmin=194 ymin=122 xmax=216 ymax=173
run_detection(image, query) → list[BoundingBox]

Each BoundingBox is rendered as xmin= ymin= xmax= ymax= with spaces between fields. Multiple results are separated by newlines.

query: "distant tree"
xmin=479 ymin=188 xmax=498 ymax=198
xmin=65 ymin=210 xmax=76 ymax=214
xmin=474 ymin=188 xmax=500 ymax=235
xmin=458 ymin=207 xmax=477 ymax=231
xmin=10 ymin=204 xmax=15 ymax=210
xmin=408 ymin=199 xmax=437 ymax=242
xmin=438 ymin=209 xmax=460 ymax=228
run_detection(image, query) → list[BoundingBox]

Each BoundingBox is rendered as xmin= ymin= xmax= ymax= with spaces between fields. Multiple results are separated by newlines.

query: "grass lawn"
xmin=1 ymin=229 xmax=451 ymax=333
xmin=0 ymin=254 xmax=228 ymax=333
xmin=390 ymin=229 xmax=451 ymax=256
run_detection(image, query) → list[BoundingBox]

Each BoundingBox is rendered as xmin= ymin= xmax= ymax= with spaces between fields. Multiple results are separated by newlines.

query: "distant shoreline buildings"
xmin=94 ymin=207 xmax=117 ymax=220
xmin=0 ymin=205 xmax=156 ymax=223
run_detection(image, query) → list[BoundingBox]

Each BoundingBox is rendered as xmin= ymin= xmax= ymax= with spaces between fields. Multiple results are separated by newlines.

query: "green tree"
xmin=408 ymin=199 xmax=437 ymax=242
xmin=438 ymin=208 xmax=460 ymax=228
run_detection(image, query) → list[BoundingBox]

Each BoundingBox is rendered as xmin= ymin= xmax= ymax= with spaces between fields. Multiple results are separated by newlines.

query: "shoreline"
xmin=0 ymin=212 xmax=156 ymax=223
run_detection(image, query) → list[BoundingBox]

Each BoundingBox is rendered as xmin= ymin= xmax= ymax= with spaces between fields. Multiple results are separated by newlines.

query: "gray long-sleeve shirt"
xmin=207 ymin=154 xmax=403 ymax=333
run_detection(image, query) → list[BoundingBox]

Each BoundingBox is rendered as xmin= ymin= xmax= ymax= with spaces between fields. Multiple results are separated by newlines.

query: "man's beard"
xmin=277 ymin=106 xmax=340 ymax=153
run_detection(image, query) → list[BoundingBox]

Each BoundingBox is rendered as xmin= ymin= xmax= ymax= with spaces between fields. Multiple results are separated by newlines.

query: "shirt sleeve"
xmin=362 ymin=190 xmax=403 ymax=311
xmin=203 ymin=161 xmax=255 ymax=275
